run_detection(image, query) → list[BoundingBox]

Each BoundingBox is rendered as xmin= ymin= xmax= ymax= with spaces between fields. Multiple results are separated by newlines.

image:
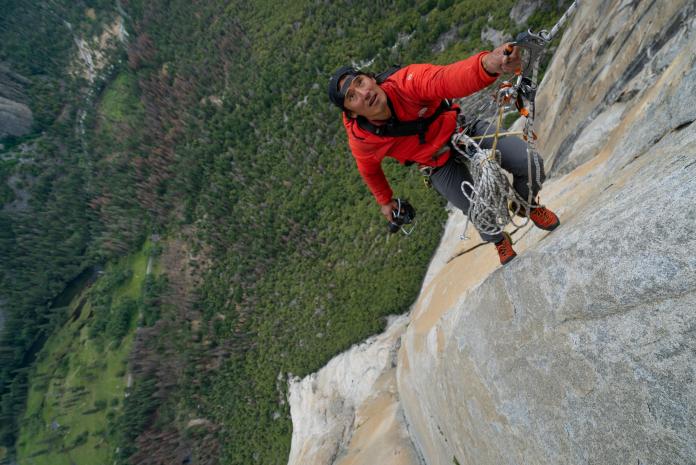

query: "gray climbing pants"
xmin=429 ymin=119 xmax=546 ymax=243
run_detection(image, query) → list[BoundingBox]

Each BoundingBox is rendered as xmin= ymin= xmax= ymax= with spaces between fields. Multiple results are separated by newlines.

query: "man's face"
xmin=340 ymin=74 xmax=388 ymax=120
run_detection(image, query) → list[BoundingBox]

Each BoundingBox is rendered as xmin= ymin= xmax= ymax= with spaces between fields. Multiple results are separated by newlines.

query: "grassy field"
xmin=16 ymin=243 xmax=152 ymax=464
xmin=98 ymin=71 xmax=144 ymax=133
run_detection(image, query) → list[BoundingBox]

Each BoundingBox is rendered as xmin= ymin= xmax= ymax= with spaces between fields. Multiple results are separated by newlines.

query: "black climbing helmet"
xmin=328 ymin=66 xmax=360 ymax=111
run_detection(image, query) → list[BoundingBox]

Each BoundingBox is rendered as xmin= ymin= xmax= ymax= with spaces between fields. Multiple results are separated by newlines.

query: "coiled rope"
xmin=450 ymin=83 xmax=543 ymax=237
xmin=450 ymin=113 xmax=541 ymax=238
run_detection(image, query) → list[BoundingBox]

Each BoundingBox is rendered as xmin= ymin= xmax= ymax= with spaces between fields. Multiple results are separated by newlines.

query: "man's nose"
xmin=356 ymin=88 xmax=369 ymax=101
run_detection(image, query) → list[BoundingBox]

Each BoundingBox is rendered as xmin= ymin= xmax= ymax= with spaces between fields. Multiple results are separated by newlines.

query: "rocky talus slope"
xmin=289 ymin=0 xmax=696 ymax=464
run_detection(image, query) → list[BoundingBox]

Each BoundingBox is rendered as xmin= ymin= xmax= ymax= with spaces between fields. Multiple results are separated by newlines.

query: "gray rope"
xmin=451 ymin=132 xmax=540 ymax=238
xmin=542 ymin=0 xmax=579 ymax=42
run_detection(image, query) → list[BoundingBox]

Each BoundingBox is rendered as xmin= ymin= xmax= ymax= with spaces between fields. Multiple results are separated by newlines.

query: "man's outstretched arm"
xmin=399 ymin=43 xmax=522 ymax=100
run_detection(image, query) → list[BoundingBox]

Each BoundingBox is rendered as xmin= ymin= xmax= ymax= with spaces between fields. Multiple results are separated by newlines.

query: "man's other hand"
xmin=380 ymin=199 xmax=398 ymax=222
xmin=482 ymin=43 xmax=522 ymax=75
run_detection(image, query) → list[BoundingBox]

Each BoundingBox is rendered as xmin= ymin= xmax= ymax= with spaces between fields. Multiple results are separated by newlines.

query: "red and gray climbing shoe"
xmin=494 ymin=232 xmax=517 ymax=265
xmin=529 ymin=206 xmax=560 ymax=231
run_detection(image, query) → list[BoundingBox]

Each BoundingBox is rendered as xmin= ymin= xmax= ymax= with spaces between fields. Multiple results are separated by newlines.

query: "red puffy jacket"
xmin=342 ymin=52 xmax=497 ymax=205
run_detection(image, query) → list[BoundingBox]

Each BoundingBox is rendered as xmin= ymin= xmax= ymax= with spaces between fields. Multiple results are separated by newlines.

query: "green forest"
xmin=0 ymin=0 xmax=569 ymax=463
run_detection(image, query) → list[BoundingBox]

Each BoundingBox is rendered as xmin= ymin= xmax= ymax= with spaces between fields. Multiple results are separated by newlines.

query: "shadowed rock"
xmin=0 ymin=62 xmax=33 ymax=138
xmin=510 ymin=0 xmax=546 ymax=26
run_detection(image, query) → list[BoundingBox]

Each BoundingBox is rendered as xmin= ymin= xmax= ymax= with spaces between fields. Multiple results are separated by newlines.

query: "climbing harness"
xmin=357 ymin=99 xmax=456 ymax=144
xmin=451 ymin=0 xmax=579 ymax=238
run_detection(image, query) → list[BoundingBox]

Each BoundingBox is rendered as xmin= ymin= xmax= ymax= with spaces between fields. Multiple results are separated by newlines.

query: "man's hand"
xmin=482 ymin=43 xmax=522 ymax=75
xmin=380 ymin=199 xmax=398 ymax=222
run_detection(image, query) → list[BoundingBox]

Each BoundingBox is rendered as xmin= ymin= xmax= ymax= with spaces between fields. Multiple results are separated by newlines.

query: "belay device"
xmin=388 ymin=198 xmax=416 ymax=235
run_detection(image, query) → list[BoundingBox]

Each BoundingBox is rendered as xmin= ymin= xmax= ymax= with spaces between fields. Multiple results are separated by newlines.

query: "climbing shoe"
xmin=494 ymin=232 xmax=517 ymax=265
xmin=529 ymin=206 xmax=560 ymax=231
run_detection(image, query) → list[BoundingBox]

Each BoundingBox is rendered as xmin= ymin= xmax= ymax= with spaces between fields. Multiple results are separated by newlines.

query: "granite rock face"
xmin=398 ymin=0 xmax=696 ymax=464
xmin=398 ymin=133 xmax=696 ymax=463
xmin=288 ymin=315 xmax=423 ymax=465
xmin=535 ymin=0 xmax=696 ymax=175
xmin=0 ymin=63 xmax=32 ymax=138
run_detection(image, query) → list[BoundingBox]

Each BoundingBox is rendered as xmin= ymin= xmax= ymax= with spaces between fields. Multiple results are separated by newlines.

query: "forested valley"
xmin=0 ymin=1 xmax=569 ymax=463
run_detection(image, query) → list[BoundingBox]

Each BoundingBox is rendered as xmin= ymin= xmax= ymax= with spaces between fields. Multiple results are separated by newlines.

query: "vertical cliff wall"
xmin=288 ymin=315 xmax=424 ymax=465
xmin=288 ymin=0 xmax=696 ymax=463
xmin=397 ymin=0 xmax=696 ymax=464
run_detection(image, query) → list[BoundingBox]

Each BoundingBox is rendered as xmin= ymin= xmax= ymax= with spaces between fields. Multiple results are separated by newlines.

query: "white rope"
xmin=451 ymin=132 xmax=539 ymax=238
xmin=542 ymin=0 xmax=579 ymax=42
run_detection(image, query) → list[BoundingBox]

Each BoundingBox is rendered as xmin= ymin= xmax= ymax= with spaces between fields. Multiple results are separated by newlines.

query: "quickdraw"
xmin=451 ymin=0 xmax=579 ymax=239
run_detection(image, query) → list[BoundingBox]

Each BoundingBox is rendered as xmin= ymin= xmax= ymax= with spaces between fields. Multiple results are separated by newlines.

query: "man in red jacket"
xmin=328 ymin=43 xmax=560 ymax=265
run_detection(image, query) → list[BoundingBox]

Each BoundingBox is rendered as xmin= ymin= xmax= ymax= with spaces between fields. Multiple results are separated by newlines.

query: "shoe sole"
xmin=533 ymin=219 xmax=560 ymax=231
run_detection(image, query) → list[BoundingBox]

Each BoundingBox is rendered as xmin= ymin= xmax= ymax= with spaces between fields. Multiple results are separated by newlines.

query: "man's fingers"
xmin=509 ymin=46 xmax=520 ymax=60
xmin=504 ymin=47 xmax=520 ymax=65
xmin=497 ymin=43 xmax=521 ymax=73
xmin=381 ymin=201 xmax=396 ymax=222
xmin=501 ymin=45 xmax=521 ymax=73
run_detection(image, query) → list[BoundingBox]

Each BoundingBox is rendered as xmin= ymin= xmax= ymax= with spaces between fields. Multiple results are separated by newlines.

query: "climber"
xmin=328 ymin=43 xmax=560 ymax=265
